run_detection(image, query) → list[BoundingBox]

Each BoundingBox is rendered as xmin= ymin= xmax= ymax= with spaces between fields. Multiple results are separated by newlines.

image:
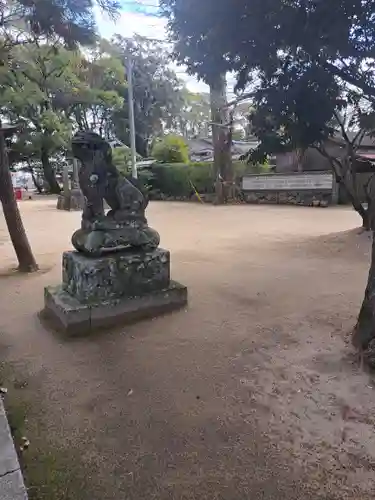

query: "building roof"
xmin=331 ymin=131 xmax=375 ymax=148
xmin=188 ymin=136 xmax=258 ymax=160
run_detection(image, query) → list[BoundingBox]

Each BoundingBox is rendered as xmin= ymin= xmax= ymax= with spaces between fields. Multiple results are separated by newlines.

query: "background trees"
xmin=177 ymin=90 xmax=211 ymax=139
xmin=161 ymin=0 xmax=238 ymax=203
xmin=0 ymin=35 xmax=208 ymax=192
xmin=0 ymin=0 xmax=213 ymax=271
xmin=0 ymin=0 xmax=120 ymax=271
xmin=110 ymin=35 xmax=184 ymax=157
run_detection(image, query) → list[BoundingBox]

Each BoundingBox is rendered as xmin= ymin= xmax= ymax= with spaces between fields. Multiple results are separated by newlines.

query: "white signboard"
xmin=242 ymin=173 xmax=333 ymax=191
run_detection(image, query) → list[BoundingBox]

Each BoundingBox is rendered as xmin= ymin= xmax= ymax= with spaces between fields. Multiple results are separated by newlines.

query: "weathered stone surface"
xmin=244 ymin=190 xmax=333 ymax=206
xmin=44 ymin=286 xmax=91 ymax=335
xmin=44 ymin=281 xmax=188 ymax=336
xmin=0 ymin=403 xmax=19 ymax=477
xmin=62 ymin=249 xmax=170 ymax=303
xmin=0 ymin=471 xmax=28 ymax=500
xmin=0 ymin=400 xmax=28 ymax=499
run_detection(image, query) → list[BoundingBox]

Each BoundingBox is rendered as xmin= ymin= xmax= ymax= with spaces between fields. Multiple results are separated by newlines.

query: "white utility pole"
xmin=127 ymin=57 xmax=138 ymax=179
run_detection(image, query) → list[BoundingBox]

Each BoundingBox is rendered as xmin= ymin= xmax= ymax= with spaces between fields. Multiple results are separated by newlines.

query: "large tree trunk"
xmin=210 ymin=73 xmax=233 ymax=205
xmin=294 ymin=148 xmax=306 ymax=172
xmin=41 ymin=147 xmax=60 ymax=194
xmin=353 ymin=233 xmax=375 ymax=351
xmin=27 ymin=165 xmax=43 ymax=193
xmin=339 ymin=178 xmax=370 ymax=229
xmin=0 ymin=133 xmax=38 ymax=272
xmin=135 ymin=135 xmax=148 ymax=158
xmin=316 ymin=147 xmax=369 ymax=229
xmin=353 ymin=176 xmax=375 ymax=356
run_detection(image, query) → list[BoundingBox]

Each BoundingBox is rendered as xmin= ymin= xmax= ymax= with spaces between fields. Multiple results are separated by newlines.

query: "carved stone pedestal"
xmin=43 ymin=249 xmax=188 ymax=335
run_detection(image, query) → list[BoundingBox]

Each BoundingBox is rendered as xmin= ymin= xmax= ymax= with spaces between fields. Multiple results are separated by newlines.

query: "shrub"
xmin=146 ymin=161 xmax=251 ymax=199
xmin=188 ymin=162 xmax=215 ymax=194
xmin=150 ymin=164 xmax=191 ymax=197
xmin=124 ymin=160 xmax=253 ymax=200
xmin=151 ymin=135 xmax=189 ymax=164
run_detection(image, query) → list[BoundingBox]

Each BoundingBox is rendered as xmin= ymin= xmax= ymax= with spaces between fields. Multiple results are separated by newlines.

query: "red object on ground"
xmin=15 ymin=188 xmax=22 ymax=200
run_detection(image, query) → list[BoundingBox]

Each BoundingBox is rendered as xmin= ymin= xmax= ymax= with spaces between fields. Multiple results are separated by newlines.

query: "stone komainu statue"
xmin=71 ymin=131 xmax=160 ymax=256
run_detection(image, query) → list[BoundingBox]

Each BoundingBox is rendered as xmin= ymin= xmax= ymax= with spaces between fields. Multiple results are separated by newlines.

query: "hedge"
xmin=137 ymin=161 xmax=251 ymax=200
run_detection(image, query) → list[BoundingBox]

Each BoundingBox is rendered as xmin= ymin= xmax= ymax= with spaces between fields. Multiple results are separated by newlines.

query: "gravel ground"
xmin=0 ymin=199 xmax=374 ymax=500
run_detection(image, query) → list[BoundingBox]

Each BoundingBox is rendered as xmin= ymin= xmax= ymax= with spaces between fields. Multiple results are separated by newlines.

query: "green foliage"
xmin=161 ymin=0 xmax=375 ymax=97
xmin=177 ymin=89 xmax=211 ymax=138
xmin=232 ymin=129 xmax=246 ymax=141
xmin=0 ymin=43 xmax=77 ymax=189
xmin=152 ymin=135 xmax=189 ymax=164
xmin=0 ymin=41 xmax=125 ymax=190
xmin=160 ymin=0 xmax=232 ymax=85
xmin=151 ymin=164 xmax=191 ymax=197
xmin=147 ymin=161 xmax=247 ymax=198
xmin=64 ymin=47 xmax=125 ymax=134
xmin=248 ymin=65 xmax=341 ymax=162
xmin=161 ymin=0 xmax=375 ymax=142
xmin=0 ymin=0 xmax=120 ymax=62
xmin=0 ymin=12 xmax=212 ymax=191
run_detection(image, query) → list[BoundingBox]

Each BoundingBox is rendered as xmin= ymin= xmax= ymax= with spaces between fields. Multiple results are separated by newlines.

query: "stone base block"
xmin=43 ymin=281 xmax=188 ymax=336
xmin=63 ymin=249 xmax=170 ymax=302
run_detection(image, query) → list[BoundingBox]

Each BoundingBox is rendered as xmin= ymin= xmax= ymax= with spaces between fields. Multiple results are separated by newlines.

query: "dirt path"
xmin=1 ymin=200 xmax=375 ymax=499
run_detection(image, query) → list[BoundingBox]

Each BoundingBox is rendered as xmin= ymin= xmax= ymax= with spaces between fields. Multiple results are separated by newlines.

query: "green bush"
xmin=130 ymin=160 xmax=254 ymax=200
xmin=188 ymin=162 xmax=215 ymax=194
xmin=246 ymin=160 xmax=271 ymax=174
xmin=150 ymin=164 xmax=191 ymax=197
xmin=147 ymin=161 xmax=252 ymax=199
xmin=151 ymin=135 xmax=189 ymax=164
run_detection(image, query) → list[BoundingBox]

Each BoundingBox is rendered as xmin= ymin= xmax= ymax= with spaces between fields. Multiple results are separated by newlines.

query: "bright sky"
xmin=95 ymin=0 xmax=210 ymax=93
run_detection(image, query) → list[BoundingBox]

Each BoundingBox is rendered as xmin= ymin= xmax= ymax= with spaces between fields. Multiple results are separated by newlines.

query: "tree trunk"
xmin=316 ymin=147 xmax=369 ymax=229
xmin=135 ymin=135 xmax=148 ymax=158
xmin=294 ymin=148 xmax=306 ymax=172
xmin=340 ymin=179 xmax=370 ymax=229
xmin=41 ymin=147 xmax=60 ymax=194
xmin=28 ymin=165 xmax=43 ymax=193
xmin=353 ymin=233 xmax=375 ymax=350
xmin=210 ymin=74 xmax=233 ymax=205
xmin=0 ymin=133 xmax=38 ymax=272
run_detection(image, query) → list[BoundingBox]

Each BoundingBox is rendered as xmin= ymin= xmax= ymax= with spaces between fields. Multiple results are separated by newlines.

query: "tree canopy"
xmin=161 ymin=0 xmax=375 ymax=99
xmin=0 ymin=29 xmax=209 ymax=190
xmin=162 ymin=0 xmax=375 ymax=192
xmin=1 ymin=0 xmax=120 ymax=53
xmin=109 ymin=35 xmax=185 ymax=157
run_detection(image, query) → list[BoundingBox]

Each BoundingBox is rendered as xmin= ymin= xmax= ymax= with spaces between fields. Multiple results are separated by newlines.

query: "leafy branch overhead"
xmin=1 ymin=0 xmax=120 ymax=50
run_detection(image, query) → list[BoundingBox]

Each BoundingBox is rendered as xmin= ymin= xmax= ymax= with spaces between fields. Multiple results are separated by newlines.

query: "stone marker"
xmin=57 ymin=159 xmax=85 ymax=211
xmin=44 ymin=131 xmax=187 ymax=335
